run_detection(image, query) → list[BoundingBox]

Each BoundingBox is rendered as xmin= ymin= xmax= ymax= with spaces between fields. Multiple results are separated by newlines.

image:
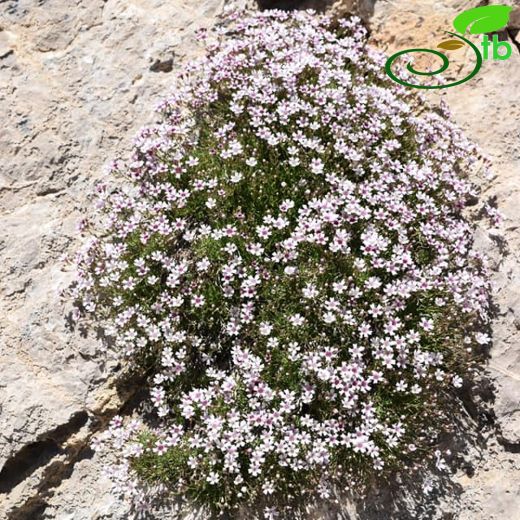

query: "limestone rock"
xmin=0 ymin=0 xmax=229 ymax=517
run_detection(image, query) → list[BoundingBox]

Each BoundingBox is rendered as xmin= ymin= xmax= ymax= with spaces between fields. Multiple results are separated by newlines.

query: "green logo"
xmin=385 ymin=5 xmax=515 ymax=89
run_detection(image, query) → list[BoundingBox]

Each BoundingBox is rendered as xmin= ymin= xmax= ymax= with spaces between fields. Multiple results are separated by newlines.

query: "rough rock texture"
xmin=0 ymin=1 xmax=232 ymax=517
xmin=0 ymin=0 xmax=519 ymax=518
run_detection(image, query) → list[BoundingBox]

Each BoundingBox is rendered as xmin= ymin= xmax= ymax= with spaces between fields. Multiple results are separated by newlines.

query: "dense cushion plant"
xmin=69 ymin=9 xmax=490 ymax=518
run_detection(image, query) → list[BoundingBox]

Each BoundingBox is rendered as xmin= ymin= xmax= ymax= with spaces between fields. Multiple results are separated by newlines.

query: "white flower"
xmin=475 ymin=332 xmax=491 ymax=345
xmin=419 ymin=317 xmax=434 ymax=332
xmin=259 ymin=322 xmax=273 ymax=336
xmin=206 ymin=471 xmax=220 ymax=485
xmin=192 ymin=295 xmax=205 ymax=308
xmin=310 ymin=158 xmax=324 ymax=174
xmin=289 ymin=313 xmax=305 ymax=327
xmin=452 ymin=375 xmax=463 ymax=388
xmin=303 ymin=283 xmax=319 ymax=299
xmin=323 ymin=312 xmax=336 ymax=324
xmin=197 ymin=258 xmax=211 ymax=272
xmin=231 ymin=171 xmax=243 ymax=183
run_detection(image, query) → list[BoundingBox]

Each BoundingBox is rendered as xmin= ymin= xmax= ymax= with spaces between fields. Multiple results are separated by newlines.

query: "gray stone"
xmin=0 ymin=0 xmax=232 ymax=517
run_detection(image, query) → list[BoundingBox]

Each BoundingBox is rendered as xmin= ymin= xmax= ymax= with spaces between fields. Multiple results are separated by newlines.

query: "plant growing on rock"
xmin=69 ymin=9 xmax=491 ymax=518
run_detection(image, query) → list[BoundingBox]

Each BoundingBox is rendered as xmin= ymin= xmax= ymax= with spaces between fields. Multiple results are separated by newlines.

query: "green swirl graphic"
xmin=385 ymin=32 xmax=482 ymax=89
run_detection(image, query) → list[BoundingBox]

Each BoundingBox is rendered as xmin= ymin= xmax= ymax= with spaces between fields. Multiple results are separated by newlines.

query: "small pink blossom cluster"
xmin=70 ymin=10 xmax=490 ymax=516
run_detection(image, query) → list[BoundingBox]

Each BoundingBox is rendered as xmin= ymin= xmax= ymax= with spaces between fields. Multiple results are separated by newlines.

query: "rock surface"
xmin=0 ymin=0 xmax=519 ymax=518
xmin=0 ymin=1 xmax=232 ymax=517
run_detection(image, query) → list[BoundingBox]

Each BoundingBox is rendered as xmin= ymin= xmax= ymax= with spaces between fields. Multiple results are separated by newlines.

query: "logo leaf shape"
xmin=453 ymin=5 xmax=514 ymax=35
xmin=437 ymin=39 xmax=466 ymax=50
